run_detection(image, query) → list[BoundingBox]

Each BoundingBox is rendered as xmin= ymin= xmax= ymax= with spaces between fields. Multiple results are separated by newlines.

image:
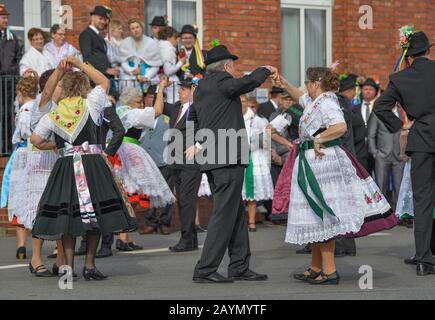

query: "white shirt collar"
xmin=177 ymin=102 xmax=191 ymax=122
xmin=89 ymin=25 xmax=100 ymax=35
xmin=270 ymin=99 xmax=279 ymax=110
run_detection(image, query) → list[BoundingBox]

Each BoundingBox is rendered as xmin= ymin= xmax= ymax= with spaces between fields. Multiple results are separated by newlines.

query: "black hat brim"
xmin=406 ymin=42 xmax=434 ymax=57
xmin=205 ymin=54 xmax=239 ymax=66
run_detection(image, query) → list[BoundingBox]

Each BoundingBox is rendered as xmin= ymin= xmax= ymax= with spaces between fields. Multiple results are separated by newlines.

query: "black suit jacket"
xmin=352 ymin=102 xmax=373 ymax=159
xmin=99 ymin=105 xmax=125 ymax=157
xmin=192 ymin=68 xmax=271 ymax=171
xmin=337 ymin=94 xmax=356 ymax=156
xmin=79 ymin=27 xmax=110 ymax=77
xmin=374 ymin=57 xmax=435 ymax=155
xmin=163 ymin=101 xmax=199 ymax=170
xmin=257 ymin=101 xmax=278 ymax=120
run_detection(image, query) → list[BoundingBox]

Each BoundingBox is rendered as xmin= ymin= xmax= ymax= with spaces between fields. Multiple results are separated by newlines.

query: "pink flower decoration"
xmin=366 ymin=195 xmax=373 ymax=204
xmin=56 ymin=115 xmax=60 ymax=120
xmin=67 ymin=123 xmax=72 ymax=128
xmin=375 ymin=192 xmax=382 ymax=202
xmin=75 ymin=110 xmax=81 ymax=115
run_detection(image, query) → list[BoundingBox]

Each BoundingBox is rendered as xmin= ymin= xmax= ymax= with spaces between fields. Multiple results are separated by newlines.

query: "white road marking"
xmin=118 ymin=245 xmax=204 ymax=255
xmin=0 ymin=264 xmax=28 ymax=270
xmin=367 ymin=233 xmax=392 ymax=237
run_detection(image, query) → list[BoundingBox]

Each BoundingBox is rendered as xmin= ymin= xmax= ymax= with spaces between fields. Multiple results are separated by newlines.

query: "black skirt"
xmin=32 ymin=154 xmax=137 ymax=240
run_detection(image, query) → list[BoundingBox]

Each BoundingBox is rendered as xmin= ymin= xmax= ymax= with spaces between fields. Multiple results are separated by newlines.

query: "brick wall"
xmin=333 ymin=0 xmax=435 ymax=87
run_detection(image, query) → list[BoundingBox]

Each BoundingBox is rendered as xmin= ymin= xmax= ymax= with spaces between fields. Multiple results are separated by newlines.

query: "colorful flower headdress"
xmin=394 ymin=24 xmax=414 ymax=72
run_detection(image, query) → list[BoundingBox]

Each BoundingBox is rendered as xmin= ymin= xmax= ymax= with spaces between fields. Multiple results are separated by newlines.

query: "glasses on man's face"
xmin=56 ymin=33 xmax=66 ymax=37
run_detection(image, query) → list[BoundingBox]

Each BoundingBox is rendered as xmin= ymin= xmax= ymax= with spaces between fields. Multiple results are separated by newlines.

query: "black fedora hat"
xmin=179 ymin=79 xmax=193 ymax=88
xmin=205 ymin=45 xmax=238 ymax=66
xmin=361 ymin=78 xmax=380 ymax=91
xmin=270 ymin=86 xmax=285 ymax=95
xmin=149 ymin=16 xmax=166 ymax=27
xmin=90 ymin=6 xmax=110 ymax=19
xmin=180 ymin=24 xmax=197 ymax=37
xmin=339 ymin=76 xmax=356 ymax=93
xmin=406 ymin=31 xmax=434 ymax=57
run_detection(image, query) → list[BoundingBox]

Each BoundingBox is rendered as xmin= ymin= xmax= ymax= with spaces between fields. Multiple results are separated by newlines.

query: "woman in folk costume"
xmin=1 ymin=76 xmax=38 ymax=261
xmin=241 ymin=95 xmax=274 ymax=232
xmin=108 ymin=83 xmax=175 ymax=249
xmin=43 ymin=24 xmax=82 ymax=69
xmin=158 ymin=26 xmax=188 ymax=103
xmin=19 ymin=28 xmax=51 ymax=77
xmin=119 ymin=19 xmax=162 ymax=94
xmin=31 ymin=56 xmax=137 ymax=281
xmin=272 ymin=67 xmax=397 ymax=284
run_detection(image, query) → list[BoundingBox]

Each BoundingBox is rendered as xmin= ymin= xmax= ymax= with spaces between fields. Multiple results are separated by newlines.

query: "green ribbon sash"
xmin=123 ymin=136 xmax=141 ymax=146
xmin=245 ymin=152 xmax=255 ymax=199
xmin=297 ymin=139 xmax=341 ymax=221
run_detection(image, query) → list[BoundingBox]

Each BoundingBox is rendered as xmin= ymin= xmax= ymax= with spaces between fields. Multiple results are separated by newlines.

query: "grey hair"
xmin=206 ymin=59 xmax=233 ymax=73
xmin=120 ymin=87 xmax=143 ymax=106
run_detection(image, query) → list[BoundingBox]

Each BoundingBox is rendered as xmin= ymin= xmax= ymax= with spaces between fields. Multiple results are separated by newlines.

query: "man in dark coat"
xmin=374 ymin=31 xmax=435 ymax=276
xmin=79 ymin=6 xmax=118 ymax=79
xmin=257 ymin=86 xmax=284 ymax=120
xmin=352 ymin=77 xmax=379 ymax=174
xmin=0 ymin=4 xmax=24 ymax=154
xmin=187 ymin=44 xmax=277 ymax=283
xmin=162 ymin=79 xmax=202 ymax=252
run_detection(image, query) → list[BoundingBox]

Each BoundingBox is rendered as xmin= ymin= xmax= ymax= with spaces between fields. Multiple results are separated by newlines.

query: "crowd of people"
xmin=1 ymin=2 xmax=434 ymax=284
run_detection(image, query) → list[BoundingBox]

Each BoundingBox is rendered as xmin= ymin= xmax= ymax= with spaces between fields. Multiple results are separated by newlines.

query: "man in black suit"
xmin=374 ymin=31 xmax=435 ymax=276
xmin=79 ymin=6 xmax=119 ymax=79
xmin=256 ymin=86 xmax=284 ymax=120
xmin=162 ymin=80 xmax=202 ymax=252
xmin=178 ymin=25 xmax=205 ymax=80
xmin=186 ymin=45 xmax=277 ymax=283
xmin=352 ymin=78 xmax=379 ymax=174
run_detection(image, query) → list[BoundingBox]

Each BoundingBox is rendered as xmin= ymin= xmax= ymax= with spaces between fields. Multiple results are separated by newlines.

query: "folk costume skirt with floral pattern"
xmin=272 ymin=143 xmax=398 ymax=245
xmin=32 ymin=153 xmax=137 ymax=240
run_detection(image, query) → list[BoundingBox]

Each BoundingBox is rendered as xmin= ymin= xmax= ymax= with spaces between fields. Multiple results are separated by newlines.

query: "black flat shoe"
xmin=293 ymin=268 xmax=322 ymax=281
xmin=116 ymin=239 xmax=133 ymax=252
xmin=195 ymin=224 xmax=208 ymax=233
xmin=29 ymin=263 xmax=53 ymax=277
xmin=16 ymin=247 xmax=26 ymax=260
xmin=169 ymin=243 xmax=197 ymax=252
xmin=307 ymin=271 xmax=340 ymax=285
xmin=193 ymin=272 xmax=234 ymax=283
xmin=82 ymin=267 xmax=108 ymax=281
xmin=230 ymin=269 xmax=268 ymax=281
xmin=248 ymin=224 xmax=257 ymax=232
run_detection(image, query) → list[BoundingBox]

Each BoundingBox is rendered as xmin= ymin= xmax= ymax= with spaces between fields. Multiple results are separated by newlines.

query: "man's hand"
xmin=106 ymin=67 xmax=120 ymax=77
xmin=263 ymin=66 xmax=278 ymax=81
xmin=185 ymin=145 xmax=200 ymax=161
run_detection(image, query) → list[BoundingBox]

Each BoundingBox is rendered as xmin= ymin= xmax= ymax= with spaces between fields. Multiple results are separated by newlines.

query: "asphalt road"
xmin=0 ymin=223 xmax=433 ymax=300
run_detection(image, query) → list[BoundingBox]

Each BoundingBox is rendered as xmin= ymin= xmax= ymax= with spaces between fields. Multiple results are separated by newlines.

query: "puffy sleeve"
xmin=33 ymin=114 xmax=55 ymax=140
xmin=320 ymin=97 xmax=345 ymax=127
xmin=299 ymin=93 xmax=312 ymax=109
xmin=269 ymin=114 xmax=292 ymax=134
xmin=87 ymin=85 xmax=111 ymax=124
xmin=30 ymin=94 xmax=56 ymax=131
xmin=11 ymin=108 xmax=32 ymax=144
xmin=122 ymin=107 xmax=155 ymax=130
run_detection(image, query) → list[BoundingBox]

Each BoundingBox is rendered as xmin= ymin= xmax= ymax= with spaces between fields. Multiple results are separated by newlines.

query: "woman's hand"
xmin=313 ymin=138 xmax=325 ymax=159
xmin=159 ymin=75 xmax=170 ymax=88
xmin=66 ymin=55 xmax=83 ymax=68
xmin=178 ymin=54 xmax=188 ymax=64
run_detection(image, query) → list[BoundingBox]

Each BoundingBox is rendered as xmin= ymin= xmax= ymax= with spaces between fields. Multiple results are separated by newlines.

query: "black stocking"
xmin=85 ymin=231 xmax=101 ymax=269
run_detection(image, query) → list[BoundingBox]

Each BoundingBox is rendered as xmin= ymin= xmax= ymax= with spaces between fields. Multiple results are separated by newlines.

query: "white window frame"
xmin=147 ymin=0 xmax=203 ymax=45
xmin=8 ymin=0 xmax=61 ymax=49
xmin=281 ymin=0 xmax=333 ymax=85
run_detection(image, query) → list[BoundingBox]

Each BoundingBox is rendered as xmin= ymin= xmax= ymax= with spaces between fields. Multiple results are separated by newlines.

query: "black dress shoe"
xmin=127 ymin=242 xmax=143 ymax=251
xmin=296 ymin=244 xmax=312 ymax=254
xmin=116 ymin=239 xmax=133 ymax=252
xmin=229 ymin=269 xmax=268 ymax=281
xmin=293 ymin=268 xmax=322 ymax=281
xmin=195 ymin=224 xmax=207 ymax=233
xmin=193 ymin=272 xmax=234 ymax=283
xmin=404 ymin=256 xmax=418 ymax=265
xmin=75 ymin=240 xmax=87 ymax=256
xmin=416 ymin=262 xmax=435 ymax=276
xmin=307 ymin=271 xmax=340 ymax=285
xmin=169 ymin=243 xmax=197 ymax=252
xmin=29 ymin=263 xmax=53 ymax=277
xmin=96 ymin=246 xmax=113 ymax=258
xmin=82 ymin=267 xmax=108 ymax=281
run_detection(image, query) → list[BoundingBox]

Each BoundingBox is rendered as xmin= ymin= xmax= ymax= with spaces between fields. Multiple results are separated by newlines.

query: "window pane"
xmin=305 ymin=9 xmax=326 ymax=68
xmin=3 ymin=0 xmax=24 ymax=27
xmin=41 ymin=0 xmax=52 ymax=29
xmin=172 ymin=0 xmax=196 ymax=33
xmin=145 ymin=0 xmax=167 ymax=37
xmin=281 ymin=8 xmax=300 ymax=87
